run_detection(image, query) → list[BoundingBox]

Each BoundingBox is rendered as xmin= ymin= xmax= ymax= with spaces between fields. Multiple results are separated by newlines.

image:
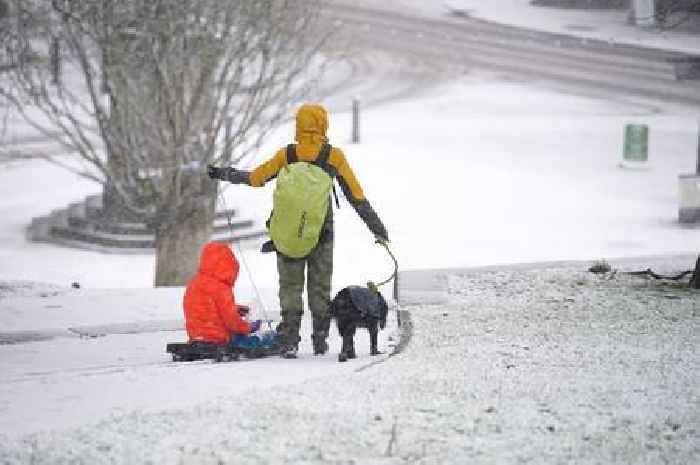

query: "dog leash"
xmin=368 ymin=240 xmax=399 ymax=302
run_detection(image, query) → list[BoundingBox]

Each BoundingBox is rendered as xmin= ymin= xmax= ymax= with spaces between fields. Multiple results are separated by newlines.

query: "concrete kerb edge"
xmin=392 ymin=309 xmax=413 ymax=358
xmin=354 ymin=307 xmax=413 ymax=373
xmin=399 ymin=253 xmax=700 ymax=281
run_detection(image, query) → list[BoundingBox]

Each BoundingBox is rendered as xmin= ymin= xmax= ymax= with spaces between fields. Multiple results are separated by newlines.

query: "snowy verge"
xmin=1 ymin=257 xmax=696 ymax=464
xmin=0 ymin=280 xmax=401 ymax=439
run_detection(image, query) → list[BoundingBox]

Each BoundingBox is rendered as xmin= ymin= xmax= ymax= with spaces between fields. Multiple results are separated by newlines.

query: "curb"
xmin=391 ymin=309 xmax=413 ymax=358
xmin=354 ymin=308 xmax=413 ymax=373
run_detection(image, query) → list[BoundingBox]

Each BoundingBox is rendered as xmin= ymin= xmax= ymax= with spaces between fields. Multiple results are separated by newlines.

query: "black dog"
xmin=329 ymin=285 xmax=388 ymax=362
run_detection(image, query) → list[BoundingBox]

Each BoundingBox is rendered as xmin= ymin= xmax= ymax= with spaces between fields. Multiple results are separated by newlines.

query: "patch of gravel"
xmin=1 ymin=262 xmax=697 ymax=464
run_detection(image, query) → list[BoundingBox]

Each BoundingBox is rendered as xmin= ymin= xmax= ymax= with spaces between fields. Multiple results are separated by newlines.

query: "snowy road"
xmin=327 ymin=1 xmax=700 ymax=109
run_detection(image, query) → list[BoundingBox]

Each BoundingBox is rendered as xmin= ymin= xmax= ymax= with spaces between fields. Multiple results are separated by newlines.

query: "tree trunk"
xmin=154 ymin=193 xmax=216 ymax=287
xmin=0 ymin=0 xmax=8 ymax=19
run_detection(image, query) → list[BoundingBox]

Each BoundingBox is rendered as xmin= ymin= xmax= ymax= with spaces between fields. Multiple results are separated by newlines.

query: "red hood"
xmin=198 ymin=242 xmax=239 ymax=286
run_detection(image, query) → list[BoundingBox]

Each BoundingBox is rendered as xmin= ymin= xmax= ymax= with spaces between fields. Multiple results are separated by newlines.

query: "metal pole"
xmin=352 ymin=98 xmax=360 ymax=144
xmin=50 ymin=37 xmax=61 ymax=86
xmin=696 ymin=120 xmax=700 ymax=175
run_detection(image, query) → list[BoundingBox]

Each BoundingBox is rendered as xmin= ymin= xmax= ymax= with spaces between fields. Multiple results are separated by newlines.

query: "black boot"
xmin=276 ymin=320 xmax=300 ymax=359
xmin=312 ymin=316 xmax=330 ymax=356
xmin=338 ymin=333 xmax=356 ymax=362
xmin=280 ymin=343 xmax=298 ymax=359
xmin=312 ymin=332 xmax=328 ymax=355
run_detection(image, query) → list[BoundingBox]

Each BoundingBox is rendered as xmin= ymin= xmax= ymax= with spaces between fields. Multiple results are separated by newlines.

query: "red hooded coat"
xmin=183 ymin=242 xmax=251 ymax=344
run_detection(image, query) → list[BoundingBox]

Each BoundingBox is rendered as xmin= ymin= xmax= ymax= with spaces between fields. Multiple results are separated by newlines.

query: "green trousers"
xmin=276 ymin=237 xmax=333 ymax=346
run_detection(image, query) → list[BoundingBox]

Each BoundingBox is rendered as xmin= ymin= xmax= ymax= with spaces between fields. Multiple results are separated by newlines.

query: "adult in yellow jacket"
xmin=208 ymin=104 xmax=388 ymax=358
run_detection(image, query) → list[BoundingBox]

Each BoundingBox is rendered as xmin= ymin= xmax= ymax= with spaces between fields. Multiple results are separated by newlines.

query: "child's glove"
xmin=249 ymin=320 xmax=262 ymax=333
xmin=237 ymin=304 xmax=250 ymax=316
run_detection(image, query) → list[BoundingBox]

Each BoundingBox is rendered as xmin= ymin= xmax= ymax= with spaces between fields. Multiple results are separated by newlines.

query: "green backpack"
xmin=268 ymin=144 xmax=334 ymax=258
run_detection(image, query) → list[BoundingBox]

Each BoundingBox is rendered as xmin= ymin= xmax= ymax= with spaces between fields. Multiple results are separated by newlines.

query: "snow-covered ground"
xmin=3 ymin=77 xmax=699 ymax=289
xmin=1 ymin=257 xmax=697 ymax=464
xmin=0 ymin=281 xmax=401 ymax=437
xmin=1 ymin=2 xmax=699 ymax=463
xmin=1 ymin=74 xmax=697 ymax=462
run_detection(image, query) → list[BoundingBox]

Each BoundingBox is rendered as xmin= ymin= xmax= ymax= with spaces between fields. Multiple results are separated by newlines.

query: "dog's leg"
xmin=338 ymin=321 xmax=357 ymax=362
xmin=369 ymin=321 xmax=381 ymax=356
xmin=346 ymin=323 xmax=356 ymax=359
xmin=339 ymin=333 xmax=351 ymax=362
xmin=338 ymin=318 xmax=350 ymax=362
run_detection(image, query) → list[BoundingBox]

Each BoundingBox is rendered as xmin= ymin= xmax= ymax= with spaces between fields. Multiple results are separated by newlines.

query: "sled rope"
xmin=216 ymin=191 xmax=271 ymax=325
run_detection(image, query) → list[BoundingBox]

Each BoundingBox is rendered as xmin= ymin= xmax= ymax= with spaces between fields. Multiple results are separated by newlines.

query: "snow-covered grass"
xmin=1 ymin=256 xmax=696 ymax=464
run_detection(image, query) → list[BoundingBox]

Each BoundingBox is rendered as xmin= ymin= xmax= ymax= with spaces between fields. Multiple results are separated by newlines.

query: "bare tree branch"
xmin=0 ymin=0 xmax=332 ymax=285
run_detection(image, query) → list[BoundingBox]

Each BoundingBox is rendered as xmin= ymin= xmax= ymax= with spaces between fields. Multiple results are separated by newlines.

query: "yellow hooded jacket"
xmin=248 ymin=104 xmax=388 ymax=241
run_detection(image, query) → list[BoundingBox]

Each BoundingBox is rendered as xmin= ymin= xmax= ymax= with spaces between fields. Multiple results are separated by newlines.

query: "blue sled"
xmin=167 ymin=329 xmax=280 ymax=362
xmin=230 ymin=330 xmax=280 ymax=357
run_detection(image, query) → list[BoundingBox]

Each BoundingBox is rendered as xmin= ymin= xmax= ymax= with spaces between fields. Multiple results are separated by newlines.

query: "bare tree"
xmin=0 ymin=0 xmax=330 ymax=285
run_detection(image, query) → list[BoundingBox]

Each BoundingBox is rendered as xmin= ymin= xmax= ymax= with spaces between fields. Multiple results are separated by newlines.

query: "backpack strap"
xmin=315 ymin=144 xmax=341 ymax=209
xmin=286 ymin=144 xmax=297 ymax=164
xmin=314 ymin=143 xmax=332 ymax=172
xmin=331 ymin=182 xmax=340 ymax=209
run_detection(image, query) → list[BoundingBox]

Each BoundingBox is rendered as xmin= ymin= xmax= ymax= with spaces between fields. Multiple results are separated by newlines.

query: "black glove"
xmin=260 ymin=240 xmax=277 ymax=254
xmin=227 ymin=168 xmax=251 ymax=185
xmin=207 ymin=165 xmax=226 ymax=180
xmin=207 ymin=165 xmax=251 ymax=185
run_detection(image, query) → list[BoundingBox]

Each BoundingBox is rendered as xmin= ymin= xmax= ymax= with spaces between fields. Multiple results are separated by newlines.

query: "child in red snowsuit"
xmin=184 ymin=242 xmax=260 ymax=345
